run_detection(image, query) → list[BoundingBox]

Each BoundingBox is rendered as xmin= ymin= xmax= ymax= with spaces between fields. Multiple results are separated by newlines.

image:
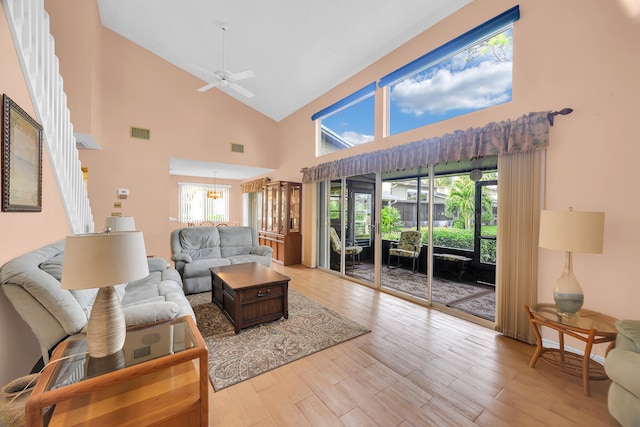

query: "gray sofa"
xmin=605 ymin=320 xmax=640 ymax=426
xmin=0 ymin=240 xmax=195 ymax=363
xmin=170 ymin=226 xmax=273 ymax=294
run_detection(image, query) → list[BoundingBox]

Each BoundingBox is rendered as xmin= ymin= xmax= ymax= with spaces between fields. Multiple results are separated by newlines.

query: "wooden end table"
xmin=524 ymin=304 xmax=617 ymax=396
xmin=26 ymin=316 xmax=208 ymax=426
xmin=210 ymin=262 xmax=290 ymax=333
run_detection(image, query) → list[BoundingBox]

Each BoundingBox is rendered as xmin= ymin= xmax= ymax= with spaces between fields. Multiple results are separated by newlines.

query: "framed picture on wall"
xmin=2 ymin=94 xmax=43 ymax=212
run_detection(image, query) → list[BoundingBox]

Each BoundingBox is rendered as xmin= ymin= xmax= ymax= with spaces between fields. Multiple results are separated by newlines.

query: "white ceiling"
xmin=97 ymin=0 xmax=471 ymax=123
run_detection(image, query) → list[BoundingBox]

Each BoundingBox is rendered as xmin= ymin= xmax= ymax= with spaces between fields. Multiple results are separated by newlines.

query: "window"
xmin=380 ymin=6 xmax=520 ymax=136
xmin=312 ymin=82 xmax=375 ymax=156
xmin=178 ymin=182 xmax=229 ymax=223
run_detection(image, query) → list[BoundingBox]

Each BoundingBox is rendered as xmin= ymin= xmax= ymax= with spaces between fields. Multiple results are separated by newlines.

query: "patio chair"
xmin=329 ymin=227 xmax=362 ymax=267
xmin=388 ymin=230 xmax=422 ymax=273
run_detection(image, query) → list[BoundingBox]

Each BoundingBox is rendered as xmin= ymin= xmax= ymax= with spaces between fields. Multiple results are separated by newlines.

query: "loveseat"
xmin=605 ymin=320 xmax=640 ymax=426
xmin=170 ymin=226 xmax=273 ymax=294
xmin=0 ymin=240 xmax=195 ymax=364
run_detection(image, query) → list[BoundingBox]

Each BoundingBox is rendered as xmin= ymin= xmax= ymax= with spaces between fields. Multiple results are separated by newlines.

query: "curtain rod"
xmin=547 ymin=108 xmax=573 ymax=126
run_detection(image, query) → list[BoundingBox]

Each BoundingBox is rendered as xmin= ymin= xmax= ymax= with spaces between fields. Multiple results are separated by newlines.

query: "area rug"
xmin=447 ymin=290 xmax=496 ymax=321
xmin=348 ymin=267 xmax=495 ymax=321
xmin=187 ymin=289 xmax=370 ymax=391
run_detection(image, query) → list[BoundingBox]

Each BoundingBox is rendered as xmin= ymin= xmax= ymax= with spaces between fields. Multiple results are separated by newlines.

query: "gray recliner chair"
xmin=605 ymin=320 xmax=640 ymax=426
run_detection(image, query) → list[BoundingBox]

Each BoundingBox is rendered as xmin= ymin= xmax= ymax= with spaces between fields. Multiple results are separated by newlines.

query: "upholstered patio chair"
xmin=329 ymin=227 xmax=362 ymax=267
xmin=388 ymin=230 xmax=422 ymax=273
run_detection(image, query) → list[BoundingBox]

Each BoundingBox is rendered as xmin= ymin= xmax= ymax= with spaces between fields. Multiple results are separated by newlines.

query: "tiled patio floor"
xmin=344 ymin=265 xmax=495 ymax=321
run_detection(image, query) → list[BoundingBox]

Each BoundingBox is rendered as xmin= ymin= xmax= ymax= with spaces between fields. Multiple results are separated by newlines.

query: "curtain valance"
xmin=240 ymin=177 xmax=270 ymax=193
xmin=301 ymin=111 xmax=550 ymax=184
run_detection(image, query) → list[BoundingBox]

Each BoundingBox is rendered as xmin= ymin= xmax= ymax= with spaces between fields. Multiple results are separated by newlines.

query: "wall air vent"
xmin=130 ymin=126 xmax=151 ymax=140
xmin=231 ymin=143 xmax=244 ymax=153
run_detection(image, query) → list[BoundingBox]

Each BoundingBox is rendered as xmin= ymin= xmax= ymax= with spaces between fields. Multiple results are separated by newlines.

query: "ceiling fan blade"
xmin=228 ymin=82 xmax=254 ymax=98
xmin=228 ymin=70 xmax=254 ymax=82
xmin=197 ymin=81 xmax=221 ymax=92
xmin=186 ymin=63 xmax=218 ymax=81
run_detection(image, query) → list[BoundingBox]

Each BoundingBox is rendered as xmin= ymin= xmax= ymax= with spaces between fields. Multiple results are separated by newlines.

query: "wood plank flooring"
xmin=206 ymin=264 xmax=619 ymax=426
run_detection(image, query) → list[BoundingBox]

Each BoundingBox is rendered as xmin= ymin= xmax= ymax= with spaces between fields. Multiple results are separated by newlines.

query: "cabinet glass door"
xmin=280 ymin=183 xmax=287 ymax=234
xmin=265 ymin=186 xmax=273 ymax=231
xmin=270 ymin=185 xmax=279 ymax=233
xmin=289 ymin=184 xmax=301 ymax=233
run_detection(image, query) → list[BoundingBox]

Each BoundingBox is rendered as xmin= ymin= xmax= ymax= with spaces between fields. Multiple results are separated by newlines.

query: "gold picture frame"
xmin=2 ymin=94 xmax=43 ymax=212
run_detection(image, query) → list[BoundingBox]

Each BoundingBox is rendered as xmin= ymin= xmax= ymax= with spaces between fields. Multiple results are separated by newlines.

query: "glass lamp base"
xmin=554 ymin=292 xmax=584 ymax=317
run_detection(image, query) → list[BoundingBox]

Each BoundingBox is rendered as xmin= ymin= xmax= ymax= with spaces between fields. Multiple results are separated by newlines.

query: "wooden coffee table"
xmin=210 ymin=263 xmax=290 ymax=333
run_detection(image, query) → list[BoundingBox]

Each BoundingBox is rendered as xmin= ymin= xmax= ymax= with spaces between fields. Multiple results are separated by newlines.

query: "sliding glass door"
xmin=318 ymin=175 xmax=377 ymax=284
xmin=317 ymin=160 xmax=498 ymax=324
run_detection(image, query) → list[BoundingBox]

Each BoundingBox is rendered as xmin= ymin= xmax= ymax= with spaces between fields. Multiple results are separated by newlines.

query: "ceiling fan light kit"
xmin=190 ymin=24 xmax=255 ymax=98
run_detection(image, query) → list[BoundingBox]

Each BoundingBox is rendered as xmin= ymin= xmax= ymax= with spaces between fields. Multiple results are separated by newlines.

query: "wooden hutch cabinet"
xmin=259 ymin=181 xmax=302 ymax=265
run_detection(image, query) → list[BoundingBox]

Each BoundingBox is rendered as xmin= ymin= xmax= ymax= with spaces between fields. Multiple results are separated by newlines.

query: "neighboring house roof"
xmin=320 ymin=125 xmax=353 ymax=150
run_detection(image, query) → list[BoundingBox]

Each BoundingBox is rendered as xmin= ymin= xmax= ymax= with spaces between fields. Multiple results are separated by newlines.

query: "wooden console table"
xmin=26 ymin=316 xmax=208 ymax=426
xmin=524 ymin=304 xmax=617 ymax=396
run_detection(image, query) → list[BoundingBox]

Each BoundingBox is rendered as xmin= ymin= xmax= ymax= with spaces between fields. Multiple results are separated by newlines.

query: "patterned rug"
xmin=187 ymin=289 xmax=370 ymax=391
xmin=348 ymin=267 xmax=495 ymax=321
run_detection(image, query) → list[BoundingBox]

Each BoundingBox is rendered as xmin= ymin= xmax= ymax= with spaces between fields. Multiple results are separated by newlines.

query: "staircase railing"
xmin=3 ymin=0 xmax=93 ymax=234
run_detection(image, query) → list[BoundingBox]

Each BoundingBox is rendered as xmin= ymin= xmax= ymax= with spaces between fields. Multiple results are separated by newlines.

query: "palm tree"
xmin=444 ymin=176 xmax=495 ymax=230
xmin=445 ymin=177 xmax=476 ymax=229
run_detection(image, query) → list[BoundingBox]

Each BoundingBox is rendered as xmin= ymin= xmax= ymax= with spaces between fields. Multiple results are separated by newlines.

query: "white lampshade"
xmin=539 ymin=208 xmax=605 ymax=317
xmin=104 ymin=216 xmax=136 ymax=232
xmin=62 ymin=231 xmax=149 ymax=290
xmin=62 ymin=231 xmax=149 ymax=358
xmin=539 ymin=209 xmax=605 ymax=254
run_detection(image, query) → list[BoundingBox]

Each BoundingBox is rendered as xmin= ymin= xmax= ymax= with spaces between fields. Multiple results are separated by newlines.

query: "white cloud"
xmin=341 ymin=131 xmax=374 ymax=146
xmin=391 ymin=61 xmax=513 ymax=116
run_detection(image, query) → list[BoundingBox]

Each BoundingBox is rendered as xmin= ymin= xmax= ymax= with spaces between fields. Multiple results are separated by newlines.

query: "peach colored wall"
xmin=3 ymin=0 xmax=637 ymax=385
xmin=0 ymin=4 xmax=72 ymax=385
xmin=45 ymin=0 xmax=280 ymax=261
xmin=45 ymin=0 xmax=101 ymax=134
xmin=275 ymin=0 xmax=640 ymax=351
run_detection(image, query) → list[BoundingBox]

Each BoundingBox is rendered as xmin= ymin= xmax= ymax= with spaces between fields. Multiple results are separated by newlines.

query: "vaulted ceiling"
xmin=97 ymin=0 xmax=472 ymax=123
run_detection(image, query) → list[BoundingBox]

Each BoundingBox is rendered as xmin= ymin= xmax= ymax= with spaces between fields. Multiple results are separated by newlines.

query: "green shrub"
xmin=481 ymin=239 xmax=496 ymax=264
xmin=381 ymin=206 xmax=403 ymax=235
xmin=429 ymin=227 xmax=474 ymax=250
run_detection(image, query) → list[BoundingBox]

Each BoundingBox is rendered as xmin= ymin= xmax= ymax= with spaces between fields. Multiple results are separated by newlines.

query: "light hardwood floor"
xmin=207 ymin=264 xmax=619 ymax=426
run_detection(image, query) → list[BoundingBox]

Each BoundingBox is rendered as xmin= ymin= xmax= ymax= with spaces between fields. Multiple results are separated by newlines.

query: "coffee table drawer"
xmin=240 ymin=295 xmax=285 ymax=326
xmin=241 ymin=283 xmax=285 ymax=302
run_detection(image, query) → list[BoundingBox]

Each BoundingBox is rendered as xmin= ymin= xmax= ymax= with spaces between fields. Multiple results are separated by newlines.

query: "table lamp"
xmin=104 ymin=216 xmax=136 ymax=232
xmin=539 ymin=208 xmax=605 ymax=317
xmin=62 ymin=231 xmax=149 ymax=358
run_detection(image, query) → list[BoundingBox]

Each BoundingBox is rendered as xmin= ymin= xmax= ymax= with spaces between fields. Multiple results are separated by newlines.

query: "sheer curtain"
xmin=495 ymin=150 xmax=543 ymax=343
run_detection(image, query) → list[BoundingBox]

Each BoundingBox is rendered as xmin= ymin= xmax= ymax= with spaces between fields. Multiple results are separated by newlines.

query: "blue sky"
xmin=389 ymin=28 xmax=513 ymax=135
xmin=320 ymin=28 xmax=513 ymax=147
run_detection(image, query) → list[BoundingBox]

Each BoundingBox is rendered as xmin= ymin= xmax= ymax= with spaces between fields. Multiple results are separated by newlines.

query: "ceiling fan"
xmin=189 ymin=24 xmax=255 ymax=98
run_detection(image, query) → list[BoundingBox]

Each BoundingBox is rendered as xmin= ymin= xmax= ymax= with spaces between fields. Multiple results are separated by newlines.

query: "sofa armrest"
xmin=616 ymin=320 xmax=640 ymax=352
xmin=251 ymin=246 xmax=273 ymax=257
xmin=171 ymin=253 xmax=193 ymax=263
xmin=123 ymin=301 xmax=179 ymax=326
xmin=147 ymin=257 xmax=169 ymax=272
xmin=606 ymin=348 xmax=640 ymax=397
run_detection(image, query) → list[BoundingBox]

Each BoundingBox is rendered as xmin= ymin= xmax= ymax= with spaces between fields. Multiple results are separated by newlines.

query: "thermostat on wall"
xmin=117 ymin=188 xmax=130 ymax=198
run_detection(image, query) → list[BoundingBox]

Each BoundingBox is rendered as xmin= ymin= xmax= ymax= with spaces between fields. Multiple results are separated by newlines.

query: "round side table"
xmin=524 ymin=303 xmax=617 ymax=396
